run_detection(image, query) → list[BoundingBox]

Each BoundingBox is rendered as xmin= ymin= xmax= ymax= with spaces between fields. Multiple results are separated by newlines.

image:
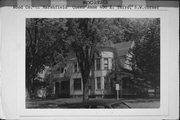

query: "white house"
xmin=50 ymin=41 xmax=133 ymax=98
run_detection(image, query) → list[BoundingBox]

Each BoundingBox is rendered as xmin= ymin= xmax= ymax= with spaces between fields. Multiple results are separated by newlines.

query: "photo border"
xmin=6 ymin=8 xmax=174 ymax=119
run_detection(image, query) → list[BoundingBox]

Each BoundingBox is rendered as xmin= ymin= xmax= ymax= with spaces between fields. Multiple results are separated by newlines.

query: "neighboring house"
xmin=31 ymin=66 xmax=50 ymax=98
xmin=50 ymin=41 xmax=134 ymax=98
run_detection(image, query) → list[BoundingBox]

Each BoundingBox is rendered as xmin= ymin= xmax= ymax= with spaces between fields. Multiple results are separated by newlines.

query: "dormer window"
xmin=61 ymin=67 xmax=64 ymax=73
xmin=56 ymin=67 xmax=64 ymax=73
xmin=74 ymin=62 xmax=79 ymax=73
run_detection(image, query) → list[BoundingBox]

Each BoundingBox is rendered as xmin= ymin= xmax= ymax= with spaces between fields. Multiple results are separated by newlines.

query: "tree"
xmin=65 ymin=18 xmax=134 ymax=101
xmin=26 ymin=18 xmax=68 ymax=98
xmin=105 ymin=18 xmax=160 ymax=98
xmin=26 ymin=18 xmax=130 ymax=100
xmin=65 ymin=18 xmax=103 ymax=101
xmin=131 ymin=19 xmax=160 ymax=97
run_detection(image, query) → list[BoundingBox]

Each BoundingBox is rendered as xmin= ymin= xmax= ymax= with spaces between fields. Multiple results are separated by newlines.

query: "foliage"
xmin=64 ymin=18 xmax=137 ymax=101
xmin=105 ymin=18 xmax=160 ymax=97
xmin=65 ymin=19 xmax=103 ymax=101
xmin=26 ymin=18 xmax=68 ymax=97
xmin=130 ymin=19 xmax=160 ymax=97
xmin=26 ymin=18 xmax=160 ymax=99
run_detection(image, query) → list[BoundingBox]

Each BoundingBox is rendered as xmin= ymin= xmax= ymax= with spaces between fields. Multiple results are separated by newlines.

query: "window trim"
xmin=104 ymin=58 xmax=109 ymax=70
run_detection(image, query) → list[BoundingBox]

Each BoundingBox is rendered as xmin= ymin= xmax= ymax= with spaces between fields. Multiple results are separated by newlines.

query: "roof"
xmin=97 ymin=40 xmax=114 ymax=46
xmin=65 ymin=50 xmax=76 ymax=60
xmin=66 ymin=41 xmax=133 ymax=59
xmin=114 ymin=41 xmax=133 ymax=57
xmin=114 ymin=41 xmax=132 ymax=49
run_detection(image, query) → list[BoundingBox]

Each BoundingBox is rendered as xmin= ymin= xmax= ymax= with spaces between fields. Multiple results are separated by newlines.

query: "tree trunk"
xmin=83 ymin=82 xmax=89 ymax=101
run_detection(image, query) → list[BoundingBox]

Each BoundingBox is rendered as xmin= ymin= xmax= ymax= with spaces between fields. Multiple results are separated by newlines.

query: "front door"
xmin=55 ymin=82 xmax=60 ymax=98
xmin=60 ymin=81 xmax=70 ymax=98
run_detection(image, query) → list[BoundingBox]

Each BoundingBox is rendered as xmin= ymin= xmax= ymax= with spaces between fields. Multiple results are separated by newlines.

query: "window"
xmin=96 ymin=58 xmax=101 ymax=70
xmin=57 ymin=67 xmax=64 ymax=73
xmin=74 ymin=78 xmax=81 ymax=90
xmin=61 ymin=67 xmax=64 ymax=73
xmin=96 ymin=77 xmax=101 ymax=90
xmin=104 ymin=58 xmax=108 ymax=70
xmin=74 ymin=62 xmax=79 ymax=72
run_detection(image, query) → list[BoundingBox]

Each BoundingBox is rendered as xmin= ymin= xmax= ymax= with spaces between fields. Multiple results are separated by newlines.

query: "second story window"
xmin=74 ymin=62 xmax=79 ymax=73
xmin=104 ymin=58 xmax=108 ymax=70
xmin=96 ymin=58 xmax=101 ymax=70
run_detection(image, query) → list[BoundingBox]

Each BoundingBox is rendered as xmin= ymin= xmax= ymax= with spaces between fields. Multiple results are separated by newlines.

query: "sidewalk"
xmin=26 ymin=98 xmax=160 ymax=108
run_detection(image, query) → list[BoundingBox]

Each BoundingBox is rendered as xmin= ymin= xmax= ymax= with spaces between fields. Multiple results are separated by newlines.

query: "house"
xmin=50 ymin=41 xmax=134 ymax=98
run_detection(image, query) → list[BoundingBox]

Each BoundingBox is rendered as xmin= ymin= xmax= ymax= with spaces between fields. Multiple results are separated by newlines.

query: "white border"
xmin=18 ymin=9 xmax=168 ymax=116
xmin=1 ymin=7 xmax=179 ymax=119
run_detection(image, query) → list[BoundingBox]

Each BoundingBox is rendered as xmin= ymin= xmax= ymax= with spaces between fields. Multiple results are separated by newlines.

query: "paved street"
xmin=26 ymin=98 xmax=160 ymax=108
